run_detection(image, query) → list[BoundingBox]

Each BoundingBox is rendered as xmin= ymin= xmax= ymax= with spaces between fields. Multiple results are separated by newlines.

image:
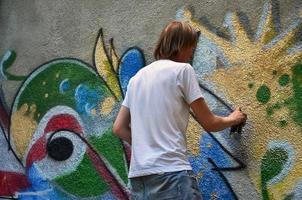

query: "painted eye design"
xmin=47 ymin=135 xmax=74 ymax=161
xmin=3 ymin=28 xmax=145 ymax=199
xmin=38 ymin=129 xmax=87 ymax=179
xmin=24 ymin=107 xmax=87 ymax=180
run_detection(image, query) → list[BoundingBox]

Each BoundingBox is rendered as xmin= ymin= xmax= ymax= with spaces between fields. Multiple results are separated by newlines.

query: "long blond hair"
xmin=154 ymin=21 xmax=198 ymax=60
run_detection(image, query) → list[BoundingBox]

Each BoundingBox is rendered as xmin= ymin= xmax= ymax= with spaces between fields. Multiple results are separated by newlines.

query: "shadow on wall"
xmin=0 ymin=0 xmax=301 ymax=199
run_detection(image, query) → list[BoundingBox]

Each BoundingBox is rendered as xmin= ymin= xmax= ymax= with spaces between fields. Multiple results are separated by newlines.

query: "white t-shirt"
xmin=122 ymin=59 xmax=203 ymax=178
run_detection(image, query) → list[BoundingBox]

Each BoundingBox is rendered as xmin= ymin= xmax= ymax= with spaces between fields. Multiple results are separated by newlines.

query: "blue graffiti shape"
xmin=18 ymin=164 xmax=67 ymax=200
xmin=189 ymin=133 xmax=237 ymax=200
xmin=119 ymin=48 xmax=145 ymax=96
xmin=59 ymin=79 xmax=71 ymax=93
xmin=74 ymin=84 xmax=102 ymax=117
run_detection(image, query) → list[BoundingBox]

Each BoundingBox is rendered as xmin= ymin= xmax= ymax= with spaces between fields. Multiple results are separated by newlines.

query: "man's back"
xmin=123 ymin=59 xmax=203 ymax=178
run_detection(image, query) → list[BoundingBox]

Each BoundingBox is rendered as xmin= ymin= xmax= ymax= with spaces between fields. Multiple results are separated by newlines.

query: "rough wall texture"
xmin=0 ymin=0 xmax=301 ymax=199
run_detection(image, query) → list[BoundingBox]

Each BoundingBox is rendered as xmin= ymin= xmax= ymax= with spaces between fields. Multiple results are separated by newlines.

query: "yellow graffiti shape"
xmin=109 ymin=38 xmax=119 ymax=73
xmin=186 ymin=115 xmax=204 ymax=155
xmin=183 ymin=1 xmax=302 ymax=199
xmin=10 ymin=103 xmax=38 ymax=158
xmin=94 ymin=30 xmax=122 ymax=100
xmin=100 ymin=96 xmax=116 ymax=116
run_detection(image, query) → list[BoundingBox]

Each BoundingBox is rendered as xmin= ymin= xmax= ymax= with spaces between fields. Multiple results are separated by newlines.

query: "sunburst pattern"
xmin=182 ymin=1 xmax=302 ymax=199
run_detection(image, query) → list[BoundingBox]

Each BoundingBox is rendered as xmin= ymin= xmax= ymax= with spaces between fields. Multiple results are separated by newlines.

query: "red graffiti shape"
xmin=26 ymin=114 xmax=83 ymax=168
xmin=0 ymin=171 xmax=30 ymax=196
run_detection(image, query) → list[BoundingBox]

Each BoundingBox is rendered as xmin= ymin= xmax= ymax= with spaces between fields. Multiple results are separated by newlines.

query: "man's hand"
xmin=227 ymin=107 xmax=247 ymax=126
xmin=190 ymin=98 xmax=247 ymax=132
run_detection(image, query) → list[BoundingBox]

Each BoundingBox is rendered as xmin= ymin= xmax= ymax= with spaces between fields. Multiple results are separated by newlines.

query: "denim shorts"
xmin=129 ymin=170 xmax=202 ymax=200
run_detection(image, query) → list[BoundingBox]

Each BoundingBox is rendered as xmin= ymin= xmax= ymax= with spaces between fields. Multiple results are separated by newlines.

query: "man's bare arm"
xmin=113 ymin=106 xmax=131 ymax=144
xmin=190 ymin=98 xmax=247 ymax=132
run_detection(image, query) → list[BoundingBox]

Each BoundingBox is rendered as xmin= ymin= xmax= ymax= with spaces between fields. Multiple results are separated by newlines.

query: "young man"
xmin=113 ymin=21 xmax=247 ymax=200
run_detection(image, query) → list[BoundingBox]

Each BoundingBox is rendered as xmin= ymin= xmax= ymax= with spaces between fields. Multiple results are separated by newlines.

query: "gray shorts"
xmin=129 ymin=170 xmax=202 ymax=200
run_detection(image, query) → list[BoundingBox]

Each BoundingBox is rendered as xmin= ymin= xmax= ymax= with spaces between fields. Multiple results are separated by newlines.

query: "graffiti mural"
xmin=176 ymin=0 xmax=302 ymax=199
xmin=0 ymin=29 xmax=146 ymax=199
xmin=0 ymin=0 xmax=301 ymax=199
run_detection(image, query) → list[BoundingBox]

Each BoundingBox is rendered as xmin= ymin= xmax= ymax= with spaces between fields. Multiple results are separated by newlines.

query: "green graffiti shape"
xmin=261 ymin=147 xmax=288 ymax=200
xmin=288 ymin=62 xmax=302 ymax=127
xmin=283 ymin=193 xmax=294 ymax=200
xmin=279 ymin=74 xmax=290 ymax=87
xmin=272 ymin=70 xmax=277 ymax=76
xmin=54 ymin=128 xmax=128 ymax=198
xmin=278 ymin=120 xmax=288 ymax=127
xmin=16 ymin=60 xmax=111 ymax=121
xmin=266 ymin=103 xmax=281 ymax=117
xmin=55 ymin=154 xmax=108 ymax=197
xmin=256 ymin=84 xmax=271 ymax=104
xmin=89 ymin=129 xmax=128 ymax=184
xmin=0 ymin=50 xmax=26 ymax=81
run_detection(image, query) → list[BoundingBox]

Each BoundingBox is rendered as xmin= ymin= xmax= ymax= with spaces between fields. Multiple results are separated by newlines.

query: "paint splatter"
xmin=279 ymin=74 xmax=290 ymax=87
xmin=257 ymin=85 xmax=271 ymax=104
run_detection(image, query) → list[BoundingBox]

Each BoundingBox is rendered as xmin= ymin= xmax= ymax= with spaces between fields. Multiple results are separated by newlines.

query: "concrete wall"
xmin=0 ymin=0 xmax=301 ymax=199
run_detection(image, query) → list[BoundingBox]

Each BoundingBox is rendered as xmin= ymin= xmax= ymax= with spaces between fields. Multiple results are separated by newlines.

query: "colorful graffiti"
xmin=176 ymin=0 xmax=302 ymax=199
xmin=0 ymin=1 xmax=301 ymax=199
xmin=0 ymin=29 xmax=146 ymax=199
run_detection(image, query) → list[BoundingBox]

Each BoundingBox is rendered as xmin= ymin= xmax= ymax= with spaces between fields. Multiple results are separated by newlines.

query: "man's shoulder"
xmin=149 ymin=60 xmax=189 ymax=73
xmin=151 ymin=59 xmax=188 ymax=67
